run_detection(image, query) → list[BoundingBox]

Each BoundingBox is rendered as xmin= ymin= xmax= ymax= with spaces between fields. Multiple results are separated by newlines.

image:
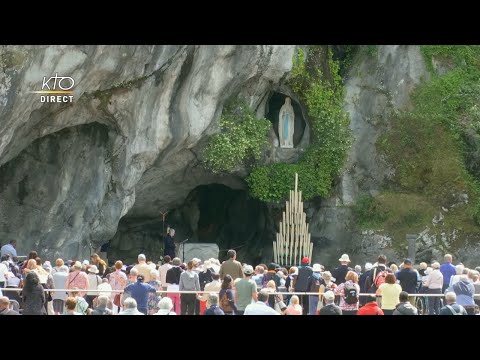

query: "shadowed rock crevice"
xmin=108 ymin=183 xmax=275 ymax=265
xmin=0 ymin=122 xmax=125 ymax=259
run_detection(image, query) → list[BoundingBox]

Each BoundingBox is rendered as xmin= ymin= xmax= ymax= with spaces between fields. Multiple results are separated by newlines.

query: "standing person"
xmin=97 ymin=278 xmax=113 ymax=309
xmin=90 ymin=254 xmax=107 ymax=277
xmin=158 ymin=255 xmax=172 ymax=292
xmin=199 ymin=272 xmax=222 ymax=310
xmin=332 ymin=254 xmax=353 ymax=286
xmin=234 ymin=265 xmax=258 ymax=315
xmin=91 ymin=295 xmax=113 ymax=315
xmin=446 ymin=273 xmax=476 ymax=315
xmin=425 ymin=262 xmax=443 ymax=315
xmin=262 ymin=263 xmax=282 ymax=288
xmin=147 ymin=270 xmax=161 ymax=315
xmin=66 ymin=261 xmax=89 ymax=298
xmin=334 ymin=271 xmax=360 ymax=315
xmin=440 ymin=254 xmax=456 ymax=293
xmin=294 ymin=257 xmax=313 ymax=315
xmin=179 ymin=260 xmax=201 ymax=315
xmin=440 ymin=292 xmax=468 ymax=315
xmin=165 ymin=257 xmax=183 ymax=314
xmin=63 ymin=297 xmax=82 ymax=315
xmin=284 ymin=266 xmax=297 ymax=292
xmin=109 ymin=260 xmax=127 ymax=313
xmin=396 ymin=259 xmax=418 ymax=304
xmin=70 ymin=289 xmax=90 ymax=315
xmin=203 ymin=294 xmax=225 ymax=315
xmin=197 ymin=260 xmax=213 ymax=315
xmin=306 ymin=264 xmax=323 ymax=315
xmin=22 ymin=272 xmax=46 ymax=315
xmin=51 ymin=265 xmax=69 ymax=315
xmin=0 ymin=296 xmax=20 ymax=315
xmin=154 ymin=297 xmax=177 ymax=315
xmin=21 ymin=251 xmax=38 ymax=274
xmin=393 ymin=291 xmax=418 ymax=315
xmin=359 ymin=262 xmax=373 ymax=306
xmin=318 ymin=271 xmax=337 ymax=312
xmin=219 ymin=274 xmax=236 ymax=315
xmin=134 ymin=254 xmax=152 ymax=283
xmin=85 ymin=265 xmax=102 ymax=309
xmin=252 ymin=265 xmax=265 ymax=288
xmin=119 ymin=298 xmax=144 ymax=315
xmin=51 ymin=259 xmax=65 ymax=275
xmin=0 ymin=257 xmax=8 ymax=288
xmin=357 ymin=294 xmax=384 ymax=315
xmin=0 ymin=240 xmax=17 ymax=259
xmin=244 ymin=290 xmax=279 ymax=315
xmin=219 ymin=249 xmax=243 ymax=281
xmin=376 ymin=273 xmax=402 ymax=315
xmin=319 ymin=291 xmax=342 ymax=315
xmin=365 ymin=255 xmax=389 ymax=294
xmin=123 ymin=275 xmax=157 ymax=315
xmin=284 ymin=295 xmax=303 ymax=315
xmin=163 ymin=228 xmax=176 ymax=259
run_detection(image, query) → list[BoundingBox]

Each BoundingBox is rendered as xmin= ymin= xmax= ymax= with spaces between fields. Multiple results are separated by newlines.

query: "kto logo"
xmin=32 ymin=73 xmax=75 ymax=103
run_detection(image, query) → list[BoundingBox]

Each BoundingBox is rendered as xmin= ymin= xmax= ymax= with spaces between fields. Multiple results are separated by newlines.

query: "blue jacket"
xmin=447 ymin=280 xmax=475 ymax=307
xmin=440 ymin=263 xmax=456 ymax=286
xmin=124 ymin=281 xmax=157 ymax=311
xmin=204 ymin=305 xmax=225 ymax=315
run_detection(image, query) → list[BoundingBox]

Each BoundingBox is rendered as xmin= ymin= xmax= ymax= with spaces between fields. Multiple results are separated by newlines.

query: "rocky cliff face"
xmin=0 ymin=45 xmax=295 ymax=261
xmin=308 ymin=45 xmax=429 ymax=266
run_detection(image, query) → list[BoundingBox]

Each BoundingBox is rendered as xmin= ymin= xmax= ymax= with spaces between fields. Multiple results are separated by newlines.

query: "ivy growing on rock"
xmin=202 ymin=99 xmax=271 ymax=173
xmin=247 ymin=46 xmax=352 ymax=202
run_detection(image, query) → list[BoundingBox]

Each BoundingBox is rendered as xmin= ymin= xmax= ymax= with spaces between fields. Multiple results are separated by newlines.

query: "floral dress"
xmin=147 ymin=280 xmax=161 ymax=315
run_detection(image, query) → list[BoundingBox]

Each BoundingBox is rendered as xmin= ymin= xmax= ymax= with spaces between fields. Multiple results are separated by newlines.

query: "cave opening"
xmin=265 ymin=92 xmax=306 ymax=147
xmin=108 ymin=183 xmax=275 ymax=266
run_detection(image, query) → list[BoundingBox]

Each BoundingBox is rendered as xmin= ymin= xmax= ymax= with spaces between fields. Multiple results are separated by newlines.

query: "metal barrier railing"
xmin=1 ymin=287 xmax=479 ymax=297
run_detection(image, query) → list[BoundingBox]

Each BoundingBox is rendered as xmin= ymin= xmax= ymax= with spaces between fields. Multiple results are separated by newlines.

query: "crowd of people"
xmin=1 ymin=239 xmax=479 ymax=315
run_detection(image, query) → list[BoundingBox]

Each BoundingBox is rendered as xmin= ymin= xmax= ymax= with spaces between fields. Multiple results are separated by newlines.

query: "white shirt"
xmin=159 ymin=263 xmax=172 ymax=287
xmin=52 ymin=272 xmax=69 ymax=300
xmin=97 ymin=282 xmax=113 ymax=299
xmin=0 ymin=244 xmax=17 ymax=258
xmin=244 ymin=301 xmax=279 ymax=315
xmin=5 ymin=273 xmax=20 ymax=287
xmin=425 ymin=269 xmax=443 ymax=289
xmin=201 ymin=280 xmax=222 ymax=304
xmin=87 ymin=273 xmax=102 ymax=295
xmin=450 ymin=274 xmax=463 ymax=287
xmin=0 ymin=262 xmax=8 ymax=282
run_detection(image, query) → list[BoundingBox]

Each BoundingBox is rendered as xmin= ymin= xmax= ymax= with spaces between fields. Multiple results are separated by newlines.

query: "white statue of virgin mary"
xmin=278 ymin=97 xmax=295 ymax=148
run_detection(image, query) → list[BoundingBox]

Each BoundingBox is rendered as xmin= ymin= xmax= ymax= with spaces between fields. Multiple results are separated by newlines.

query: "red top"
xmin=357 ymin=302 xmax=384 ymax=315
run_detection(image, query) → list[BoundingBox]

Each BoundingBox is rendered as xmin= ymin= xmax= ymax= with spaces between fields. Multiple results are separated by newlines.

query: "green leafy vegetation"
xmin=247 ymin=46 xmax=352 ymax=202
xmin=203 ymin=99 xmax=271 ymax=173
xmin=364 ymin=45 xmax=480 ymax=251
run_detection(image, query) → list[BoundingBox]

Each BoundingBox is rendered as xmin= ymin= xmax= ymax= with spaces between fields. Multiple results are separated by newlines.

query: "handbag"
xmin=113 ymin=293 xmax=122 ymax=307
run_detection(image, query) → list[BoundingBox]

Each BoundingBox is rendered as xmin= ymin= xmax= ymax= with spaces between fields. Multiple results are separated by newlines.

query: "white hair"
xmin=138 ymin=254 xmax=146 ymax=262
xmin=445 ymin=292 xmax=456 ymax=303
xmin=158 ymin=296 xmax=173 ymax=311
xmin=123 ymin=297 xmax=137 ymax=309
xmin=355 ymin=265 xmax=362 ymax=272
xmin=59 ymin=265 xmax=69 ymax=273
xmin=129 ymin=268 xmax=139 ymax=276
xmin=208 ymin=293 xmax=219 ymax=305
xmin=97 ymin=295 xmax=109 ymax=307
xmin=150 ymin=270 xmax=159 ymax=278
xmin=455 ymin=264 xmax=464 ymax=275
